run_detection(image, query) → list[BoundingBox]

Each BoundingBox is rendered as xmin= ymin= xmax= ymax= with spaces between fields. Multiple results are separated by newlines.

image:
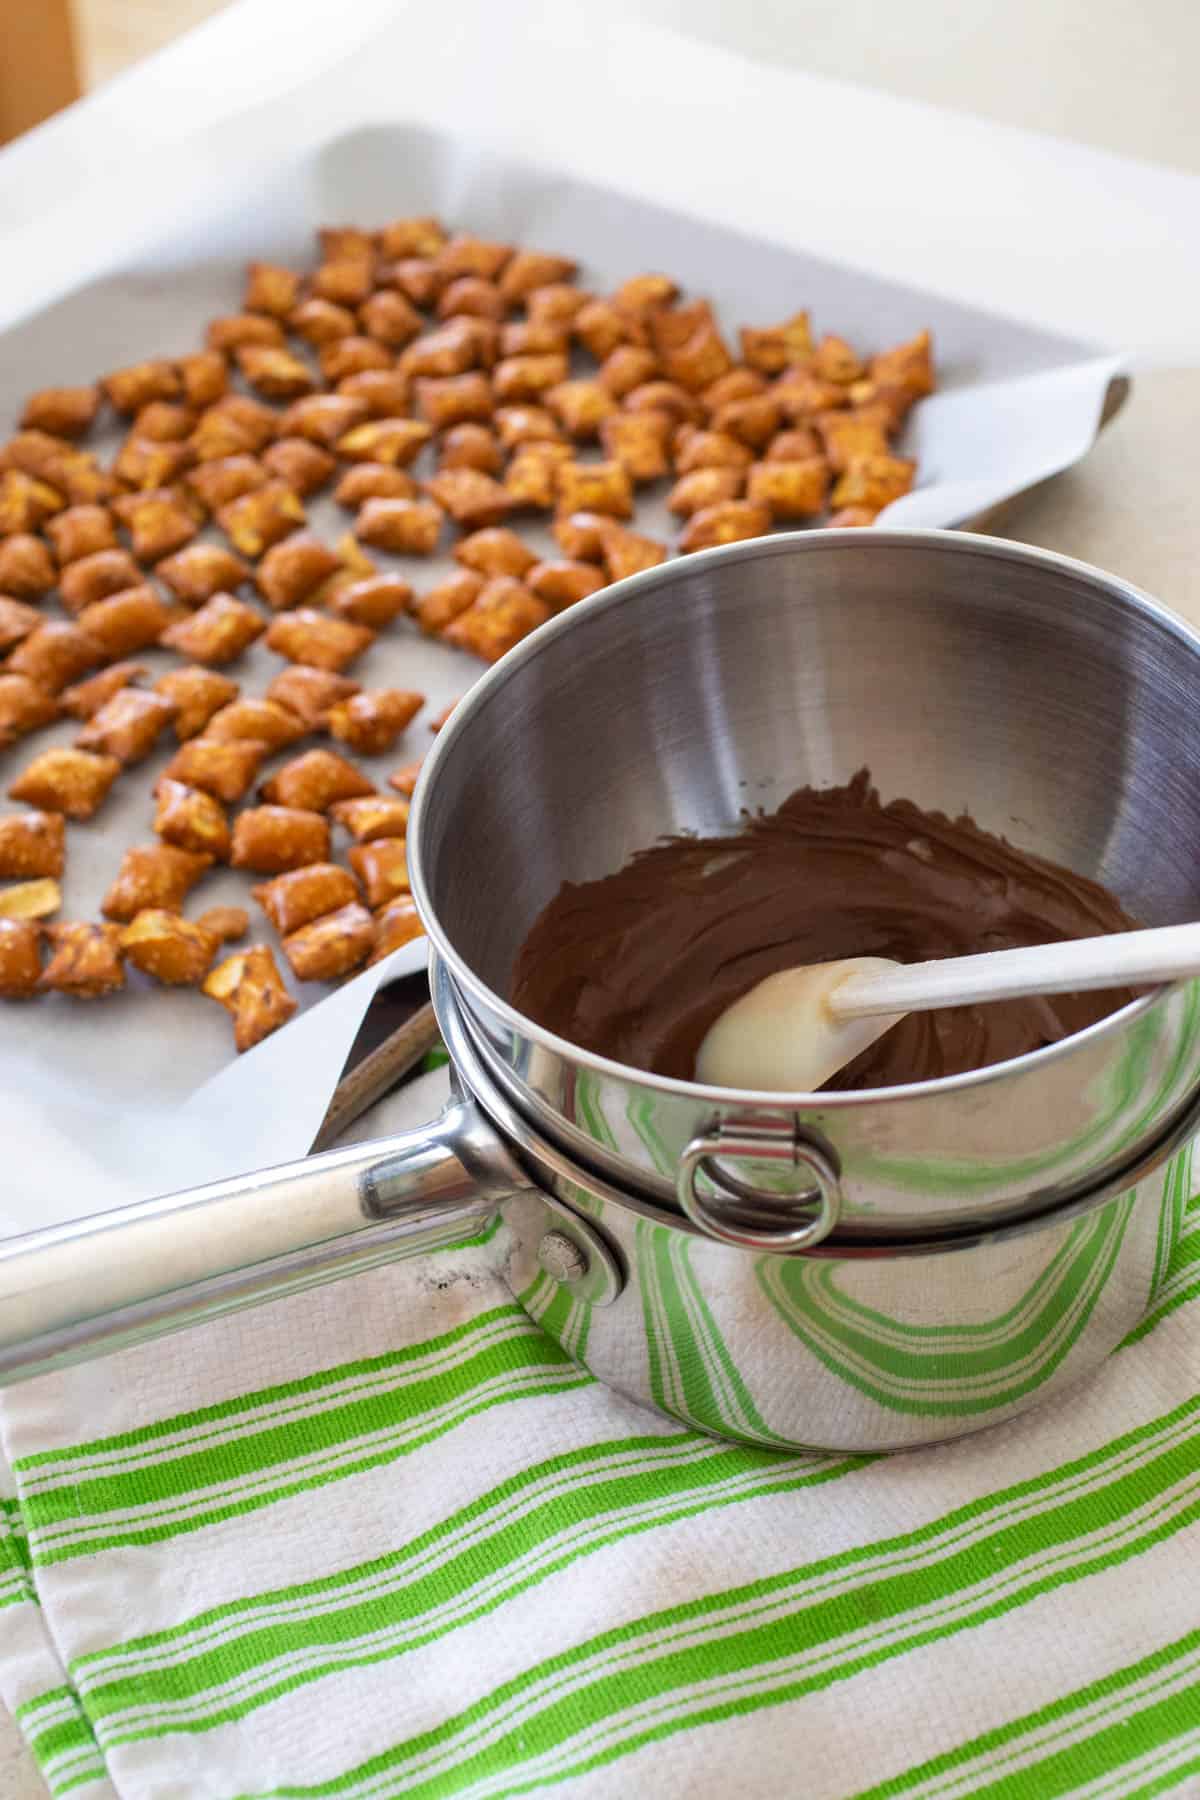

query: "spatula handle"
xmin=829 ymin=923 xmax=1200 ymax=1020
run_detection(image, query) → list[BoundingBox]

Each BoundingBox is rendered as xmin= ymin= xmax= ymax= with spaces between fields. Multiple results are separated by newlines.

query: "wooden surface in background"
xmin=0 ymin=0 xmax=235 ymax=143
xmin=0 ymin=0 xmax=81 ymax=144
xmin=75 ymin=0 xmax=233 ymax=88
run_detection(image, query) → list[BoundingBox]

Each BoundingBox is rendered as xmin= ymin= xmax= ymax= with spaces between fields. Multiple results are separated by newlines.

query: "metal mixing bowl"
xmin=412 ymin=529 xmax=1200 ymax=1242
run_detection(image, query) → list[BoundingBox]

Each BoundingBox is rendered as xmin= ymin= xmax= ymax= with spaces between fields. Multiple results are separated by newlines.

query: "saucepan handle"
xmin=0 ymin=1097 xmax=531 ymax=1385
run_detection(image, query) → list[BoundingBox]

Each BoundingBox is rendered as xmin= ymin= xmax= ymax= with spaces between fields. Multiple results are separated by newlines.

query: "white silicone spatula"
xmin=695 ymin=922 xmax=1200 ymax=1092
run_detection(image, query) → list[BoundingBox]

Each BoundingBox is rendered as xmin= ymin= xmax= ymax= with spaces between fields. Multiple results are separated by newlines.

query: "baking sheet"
xmin=0 ymin=120 xmax=1122 ymax=1237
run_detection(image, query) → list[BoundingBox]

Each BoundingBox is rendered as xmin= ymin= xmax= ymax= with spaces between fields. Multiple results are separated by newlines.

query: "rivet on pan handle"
xmin=676 ymin=1123 xmax=842 ymax=1253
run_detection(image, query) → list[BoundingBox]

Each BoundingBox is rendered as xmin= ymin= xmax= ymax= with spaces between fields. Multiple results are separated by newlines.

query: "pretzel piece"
xmin=77 ymin=688 xmax=177 ymax=763
xmin=0 ymin=811 xmax=65 ymax=879
xmin=259 ymin=748 xmax=374 ymax=812
xmin=326 ymin=689 xmax=423 ymax=756
xmin=152 ymin=778 xmax=231 ymax=859
xmin=120 ymin=909 xmax=220 ymax=985
xmin=329 ymin=794 xmax=410 ymax=843
xmin=264 ymin=609 xmax=375 ymax=673
xmin=162 ymin=736 xmax=268 ymax=802
xmin=0 ymin=918 xmax=43 ymax=996
xmin=367 ymin=895 xmax=426 ymax=964
xmin=230 ymin=806 xmax=331 ymax=874
xmin=347 ymin=837 xmax=410 ymax=907
xmin=153 ymin=666 xmax=238 ymax=740
xmin=282 ymin=902 xmax=376 ymax=982
xmin=101 ymin=843 xmax=212 ymax=921
xmin=38 ymin=922 xmax=124 ymax=996
xmin=202 ymin=944 xmax=296 ymax=1051
xmin=254 ymin=863 xmax=360 ymax=936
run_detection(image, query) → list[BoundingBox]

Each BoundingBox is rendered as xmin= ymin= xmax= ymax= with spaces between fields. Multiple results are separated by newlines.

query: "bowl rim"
xmin=409 ymin=526 xmax=1198 ymax=1111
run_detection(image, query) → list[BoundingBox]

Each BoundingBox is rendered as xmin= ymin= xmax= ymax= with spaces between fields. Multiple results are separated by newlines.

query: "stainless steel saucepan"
xmin=415 ymin=528 xmax=1200 ymax=1238
xmin=2 ymin=530 xmax=1198 ymax=1453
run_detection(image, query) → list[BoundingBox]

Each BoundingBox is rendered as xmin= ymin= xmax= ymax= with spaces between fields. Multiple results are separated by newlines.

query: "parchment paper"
xmin=0 ymin=117 xmax=1123 ymax=1240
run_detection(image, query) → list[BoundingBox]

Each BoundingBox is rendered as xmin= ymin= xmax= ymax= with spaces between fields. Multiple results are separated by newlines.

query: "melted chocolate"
xmin=511 ymin=771 xmax=1141 ymax=1088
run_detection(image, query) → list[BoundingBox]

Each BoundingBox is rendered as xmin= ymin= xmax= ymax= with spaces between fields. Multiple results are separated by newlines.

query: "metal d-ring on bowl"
xmin=674 ymin=1124 xmax=843 ymax=1252
xmin=2 ymin=530 xmax=1199 ymax=1453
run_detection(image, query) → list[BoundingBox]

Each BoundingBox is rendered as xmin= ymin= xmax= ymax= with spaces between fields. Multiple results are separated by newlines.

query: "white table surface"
xmin=0 ymin=0 xmax=1198 ymax=362
xmin=638 ymin=0 xmax=1200 ymax=178
xmin=2 ymin=5 xmax=1198 ymax=1794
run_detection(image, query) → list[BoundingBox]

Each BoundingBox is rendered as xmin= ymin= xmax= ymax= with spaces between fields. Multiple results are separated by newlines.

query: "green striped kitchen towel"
xmin=1 ymin=1065 xmax=1199 ymax=1800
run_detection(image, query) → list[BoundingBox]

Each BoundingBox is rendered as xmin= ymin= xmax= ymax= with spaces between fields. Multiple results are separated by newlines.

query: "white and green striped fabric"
xmin=2 ymin=1066 xmax=1199 ymax=1800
